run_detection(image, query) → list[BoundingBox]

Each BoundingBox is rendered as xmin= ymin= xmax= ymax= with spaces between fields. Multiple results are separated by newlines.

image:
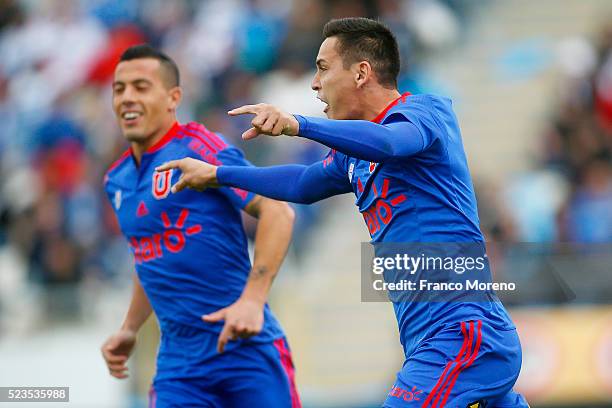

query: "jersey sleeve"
xmin=216 ymin=149 xmax=352 ymax=204
xmin=384 ymin=96 xmax=445 ymax=151
xmin=214 ymin=145 xmax=257 ymax=210
xmin=294 ymin=115 xmax=424 ymax=162
xmin=319 ymin=148 xmax=353 ymax=194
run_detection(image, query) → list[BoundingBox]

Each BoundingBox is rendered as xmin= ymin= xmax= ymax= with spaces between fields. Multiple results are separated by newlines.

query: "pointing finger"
xmin=217 ymin=323 xmax=234 ymax=353
xmin=228 ymin=105 xmax=259 ymax=116
xmin=202 ymin=307 xmax=227 ymax=323
xmin=156 ymin=160 xmax=183 ymax=172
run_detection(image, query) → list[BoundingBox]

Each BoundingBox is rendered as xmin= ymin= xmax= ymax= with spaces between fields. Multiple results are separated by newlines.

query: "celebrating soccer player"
xmin=100 ymin=45 xmax=301 ymax=408
xmin=157 ymin=18 xmax=529 ymax=407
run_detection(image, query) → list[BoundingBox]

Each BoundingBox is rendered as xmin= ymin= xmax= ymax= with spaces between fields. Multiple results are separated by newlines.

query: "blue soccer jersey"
xmin=327 ymin=94 xmax=483 ymax=243
xmin=317 ymin=94 xmax=515 ymax=356
xmin=104 ymin=122 xmax=285 ymax=359
xmin=219 ymin=94 xmax=516 ymax=356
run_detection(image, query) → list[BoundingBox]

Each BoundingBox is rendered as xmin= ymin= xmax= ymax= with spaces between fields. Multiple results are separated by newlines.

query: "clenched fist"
xmin=101 ymin=329 xmax=137 ymax=379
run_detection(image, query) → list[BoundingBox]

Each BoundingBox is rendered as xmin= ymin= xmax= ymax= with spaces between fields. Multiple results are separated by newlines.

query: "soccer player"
xmin=100 ymin=45 xmax=301 ymax=408
xmin=157 ymin=18 xmax=529 ymax=408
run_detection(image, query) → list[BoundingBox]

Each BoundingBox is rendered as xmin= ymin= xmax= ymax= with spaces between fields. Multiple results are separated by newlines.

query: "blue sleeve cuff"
xmin=216 ymin=166 xmax=229 ymax=185
xmin=294 ymin=114 xmax=309 ymax=136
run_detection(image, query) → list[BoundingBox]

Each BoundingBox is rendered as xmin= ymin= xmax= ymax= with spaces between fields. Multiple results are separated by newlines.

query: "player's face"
xmin=311 ymin=37 xmax=360 ymax=120
xmin=112 ymin=58 xmax=179 ymax=145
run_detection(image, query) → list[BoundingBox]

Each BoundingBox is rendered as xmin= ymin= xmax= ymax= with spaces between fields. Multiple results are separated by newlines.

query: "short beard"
xmin=124 ymin=131 xmax=148 ymax=143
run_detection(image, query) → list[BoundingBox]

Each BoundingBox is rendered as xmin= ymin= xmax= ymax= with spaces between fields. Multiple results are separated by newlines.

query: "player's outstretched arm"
xmin=156 ymin=157 xmax=352 ymax=204
xmin=202 ymin=196 xmax=294 ymax=353
xmin=228 ymin=103 xmax=425 ymax=162
xmin=101 ymin=273 xmax=152 ymax=378
xmin=292 ymin=115 xmax=424 ymax=162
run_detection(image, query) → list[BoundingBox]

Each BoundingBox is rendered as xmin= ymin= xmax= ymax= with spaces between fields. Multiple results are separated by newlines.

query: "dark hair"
xmin=322 ymin=18 xmax=400 ymax=88
xmin=119 ymin=44 xmax=180 ymax=88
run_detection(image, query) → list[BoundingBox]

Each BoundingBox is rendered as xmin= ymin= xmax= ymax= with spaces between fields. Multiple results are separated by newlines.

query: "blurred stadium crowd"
xmin=0 ymin=0 xmax=469 ymax=321
xmin=478 ymin=25 xmax=612 ymax=244
xmin=0 ymin=0 xmax=610 ymax=325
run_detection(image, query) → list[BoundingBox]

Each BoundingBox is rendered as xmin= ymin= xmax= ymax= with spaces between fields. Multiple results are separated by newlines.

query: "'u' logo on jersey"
xmin=152 ymin=169 xmax=173 ymax=199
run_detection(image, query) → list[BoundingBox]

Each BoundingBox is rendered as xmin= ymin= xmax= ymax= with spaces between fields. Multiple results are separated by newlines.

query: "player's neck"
xmin=130 ymin=120 xmax=176 ymax=166
xmin=361 ymin=88 xmax=402 ymax=122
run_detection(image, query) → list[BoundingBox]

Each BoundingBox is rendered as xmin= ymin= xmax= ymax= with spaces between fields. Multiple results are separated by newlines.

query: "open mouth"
xmin=317 ymin=96 xmax=329 ymax=114
xmin=121 ymin=111 xmax=143 ymax=125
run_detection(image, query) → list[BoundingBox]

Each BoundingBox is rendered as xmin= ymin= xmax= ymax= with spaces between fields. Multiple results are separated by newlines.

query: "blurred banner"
xmin=513 ymin=306 xmax=612 ymax=406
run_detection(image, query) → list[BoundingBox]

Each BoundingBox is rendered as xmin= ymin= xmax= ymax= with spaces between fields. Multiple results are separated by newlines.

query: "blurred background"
xmin=0 ymin=0 xmax=611 ymax=407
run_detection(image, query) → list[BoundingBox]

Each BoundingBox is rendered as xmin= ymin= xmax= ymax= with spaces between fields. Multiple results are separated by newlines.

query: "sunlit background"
xmin=0 ymin=0 xmax=611 ymax=407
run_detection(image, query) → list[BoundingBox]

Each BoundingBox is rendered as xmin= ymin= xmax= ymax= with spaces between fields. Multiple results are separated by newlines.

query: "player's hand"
xmin=101 ymin=329 xmax=137 ymax=379
xmin=202 ymin=298 xmax=265 ymax=353
xmin=155 ymin=158 xmax=219 ymax=193
xmin=228 ymin=103 xmax=299 ymax=140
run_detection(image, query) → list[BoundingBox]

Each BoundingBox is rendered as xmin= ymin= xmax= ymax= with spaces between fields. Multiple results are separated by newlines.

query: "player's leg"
xmin=432 ymin=321 xmax=527 ymax=408
xmin=215 ymin=337 xmax=301 ymax=408
xmin=382 ymin=323 xmax=463 ymax=408
xmin=150 ymin=324 xmax=225 ymax=408
xmin=148 ymin=380 xmax=223 ymax=408
xmin=489 ymin=389 xmax=530 ymax=408
xmin=383 ymin=320 xmax=526 ymax=408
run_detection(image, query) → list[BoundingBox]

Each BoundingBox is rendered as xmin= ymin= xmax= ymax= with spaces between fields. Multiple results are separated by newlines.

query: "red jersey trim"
xmin=179 ymin=128 xmax=220 ymax=154
xmin=105 ymin=149 xmax=130 ymax=179
xmin=371 ymin=92 xmax=411 ymax=124
xmin=106 ymin=122 xmax=181 ymax=182
xmin=143 ymin=121 xmax=181 ymax=154
xmin=185 ymin=122 xmax=227 ymax=149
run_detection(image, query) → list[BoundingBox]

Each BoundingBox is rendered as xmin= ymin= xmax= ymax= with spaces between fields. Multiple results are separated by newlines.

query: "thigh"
xmin=490 ymin=389 xmax=530 ymax=408
xmin=384 ymin=320 xmax=524 ymax=408
xmin=149 ymin=380 xmax=222 ymax=408
xmin=217 ymin=338 xmax=301 ymax=408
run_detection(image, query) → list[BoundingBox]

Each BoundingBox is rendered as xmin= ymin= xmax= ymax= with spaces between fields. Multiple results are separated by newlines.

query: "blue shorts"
xmin=384 ymin=320 xmax=529 ymax=408
xmin=149 ymin=328 xmax=301 ymax=408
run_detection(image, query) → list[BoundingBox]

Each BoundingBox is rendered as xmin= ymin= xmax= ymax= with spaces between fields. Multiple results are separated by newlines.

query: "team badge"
xmin=467 ymin=400 xmax=487 ymax=408
xmin=114 ymin=190 xmax=122 ymax=210
xmin=152 ymin=169 xmax=173 ymax=199
xmin=348 ymin=163 xmax=355 ymax=182
xmin=369 ymin=161 xmax=377 ymax=173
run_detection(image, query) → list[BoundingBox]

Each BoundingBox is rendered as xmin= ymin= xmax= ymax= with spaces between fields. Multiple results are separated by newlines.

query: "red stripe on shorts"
xmin=439 ymin=320 xmax=483 ymax=408
xmin=431 ymin=321 xmax=475 ymax=407
xmin=273 ymin=338 xmax=302 ymax=408
xmin=148 ymin=385 xmax=157 ymax=408
xmin=422 ymin=321 xmax=469 ymax=408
